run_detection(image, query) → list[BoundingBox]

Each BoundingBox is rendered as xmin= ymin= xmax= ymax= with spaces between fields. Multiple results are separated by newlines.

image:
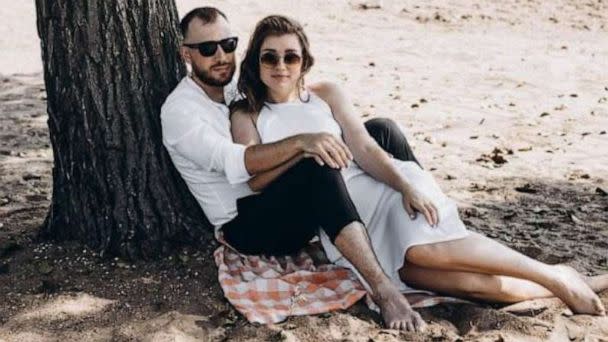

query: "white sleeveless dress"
xmin=256 ymin=94 xmax=469 ymax=293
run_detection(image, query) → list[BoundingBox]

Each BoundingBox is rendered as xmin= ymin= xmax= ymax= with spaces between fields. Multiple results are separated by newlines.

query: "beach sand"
xmin=1 ymin=0 xmax=607 ymax=340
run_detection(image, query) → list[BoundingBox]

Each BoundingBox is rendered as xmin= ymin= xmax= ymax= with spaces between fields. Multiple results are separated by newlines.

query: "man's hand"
xmin=298 ymin=133 xmax=353 ymax=169
xmin=401 ymin=186 xmax=439 ymax=227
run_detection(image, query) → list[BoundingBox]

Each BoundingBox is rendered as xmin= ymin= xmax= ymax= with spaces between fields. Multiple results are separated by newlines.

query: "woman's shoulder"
xmin=308 ymin=81 xmax=343 ymax=99
xmin=229 ymin=99 xmax=260 ymax=123
xmin=309 ymin=81 xmax=349 ymax=114
xmin=229 ymin=98 xmax=250 ymax=115
xmin=308 ymin=81 xmax=348 ymax=108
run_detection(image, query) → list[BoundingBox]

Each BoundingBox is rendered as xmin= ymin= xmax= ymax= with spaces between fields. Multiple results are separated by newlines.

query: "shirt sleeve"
xmin=161 ymin=101 xmax=251 ymax=184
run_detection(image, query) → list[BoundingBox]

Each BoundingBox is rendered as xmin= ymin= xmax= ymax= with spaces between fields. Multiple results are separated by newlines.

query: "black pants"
xmin=364 ymin=118 xmax=420 ymax=166
xmin=222 ymin=118 xmax=419 ymax=256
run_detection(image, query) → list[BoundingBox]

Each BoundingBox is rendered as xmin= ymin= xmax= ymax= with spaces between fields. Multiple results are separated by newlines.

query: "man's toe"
xmin=397 ymin=321 xmax=406 ymax=331
xmin=593 ymin=298 xmax=606 ymax=315
xmin=406 ymin=321 xmax=415 ymax=332
xmin=414 ymin=315 xmax=427 ymax=332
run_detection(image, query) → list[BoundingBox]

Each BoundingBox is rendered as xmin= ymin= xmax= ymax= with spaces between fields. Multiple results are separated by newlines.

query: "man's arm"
xmin=162 ymin=98 xmax=352 ymax=186
xmin=231 ymin=107 xmax=352 ymax=190
xmin=231 ymin=121 xmax=304 ymax=178
xmin=230 ymin=109 xmax=302 ymax=190
xmin=248 ymin=154 xmax=304 ymax=191
xmin=238 ymin=125 xmax=352 ymax=174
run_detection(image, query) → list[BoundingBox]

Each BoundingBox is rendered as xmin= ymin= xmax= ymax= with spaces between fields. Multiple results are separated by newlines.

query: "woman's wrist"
xmin=396 ymin=179 xmax=412 ymax=194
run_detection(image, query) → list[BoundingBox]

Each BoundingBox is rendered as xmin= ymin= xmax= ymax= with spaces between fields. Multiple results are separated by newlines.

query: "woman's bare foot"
xmin=373 ymin=281 xmax=427 ymax=331
xmin=550 ymin=266 xmax=606 ymax=315
xmin=585 ymin=273 xmax=608 ymax=293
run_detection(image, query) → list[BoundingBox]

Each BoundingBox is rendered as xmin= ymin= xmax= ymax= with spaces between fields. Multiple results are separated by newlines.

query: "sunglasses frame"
xmin=259 ymin=51 xmax=303 ymax=67
xmin=183 ymin=37 xmax=239 ymax=57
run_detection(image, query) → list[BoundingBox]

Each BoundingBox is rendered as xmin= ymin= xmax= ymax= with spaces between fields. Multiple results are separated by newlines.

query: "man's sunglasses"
xmin=183 ymin=37 xmax=238 ymax=57
xmin=260 ymin=52 xmax=302 ymax=67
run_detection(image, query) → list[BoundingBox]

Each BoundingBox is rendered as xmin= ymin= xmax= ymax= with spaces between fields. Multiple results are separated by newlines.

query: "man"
xmin=161 ymin=7 xmax=425 ymax=331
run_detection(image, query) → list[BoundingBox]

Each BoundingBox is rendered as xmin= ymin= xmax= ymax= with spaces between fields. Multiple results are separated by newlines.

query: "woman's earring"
xmin=299 ymin=77 xmax=310 ymax=102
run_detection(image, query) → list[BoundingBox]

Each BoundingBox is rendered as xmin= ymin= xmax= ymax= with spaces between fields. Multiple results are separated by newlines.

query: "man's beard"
xmin=192 ymin=62 xmax=236 ymax=87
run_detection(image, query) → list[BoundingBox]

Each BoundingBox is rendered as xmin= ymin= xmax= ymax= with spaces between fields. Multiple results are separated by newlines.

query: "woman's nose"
xmin=274 ymin=58 xmax=287 ymax=70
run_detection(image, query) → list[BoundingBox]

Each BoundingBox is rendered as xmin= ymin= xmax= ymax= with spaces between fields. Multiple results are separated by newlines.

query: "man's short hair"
xmin=180 ymin=7 xmax=228 ymax=39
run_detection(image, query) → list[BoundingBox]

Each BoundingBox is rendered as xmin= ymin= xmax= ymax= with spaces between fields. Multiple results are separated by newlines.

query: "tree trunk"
xmin=35 ymin=0 xmax=212 ymax=259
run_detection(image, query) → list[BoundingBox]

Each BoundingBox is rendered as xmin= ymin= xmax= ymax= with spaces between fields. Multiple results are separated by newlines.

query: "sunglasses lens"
xmin=260 ymin=53 xmax=302 ymax=67
xmin=284 ymin=53 xmax=302 ymax=65
xmin=188 ymin=37 xmax=238 ymax=57
xmin=260 ymin=53 xmax=280 ymax=66
xmin=198 ymin=42 xmax=218 ymax=57
xmin=220 ymin=38 xmax=238 ymax=53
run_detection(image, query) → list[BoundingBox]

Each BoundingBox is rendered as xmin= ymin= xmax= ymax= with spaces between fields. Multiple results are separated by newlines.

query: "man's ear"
xmin=180 ymin=46 xmax=192 ymax=64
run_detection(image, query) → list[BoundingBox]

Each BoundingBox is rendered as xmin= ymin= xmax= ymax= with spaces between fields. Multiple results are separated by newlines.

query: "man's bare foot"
xmin=550 ymin=266 xmax=606 ymax=315
xmin=372 ymin=281 xmax=427 ymax=331
xmin=584 ymin=273 xmax=608 ymax=293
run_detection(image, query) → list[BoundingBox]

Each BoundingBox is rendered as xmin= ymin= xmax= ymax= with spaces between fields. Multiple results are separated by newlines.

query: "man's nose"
xmin=214 ymin=46 xmax=227 ymax=59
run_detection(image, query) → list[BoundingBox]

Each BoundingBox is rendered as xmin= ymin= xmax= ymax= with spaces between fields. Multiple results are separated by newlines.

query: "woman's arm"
xmin=310 ymin=82 xmax=438 ymax=226
xmin=230 ymin=108 xmax=303 ymax=191
xmin=230 ymin=107 xmax=262 ymax=146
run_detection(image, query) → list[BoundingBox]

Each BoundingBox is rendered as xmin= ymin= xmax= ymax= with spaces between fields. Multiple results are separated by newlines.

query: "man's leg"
xmin=223 ymin=159 xmax=426 ymax=331
xmin=332 ymin=223 xmax=426 ymax=331
xmin=365 ymin=118 xmax=420 ymax=166
xmin=300 ymin=160 xmax=426 ymax=331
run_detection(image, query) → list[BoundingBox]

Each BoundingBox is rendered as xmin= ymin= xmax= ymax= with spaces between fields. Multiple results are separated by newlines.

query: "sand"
xmin=1 ymin=0 xmax=607 ymax=341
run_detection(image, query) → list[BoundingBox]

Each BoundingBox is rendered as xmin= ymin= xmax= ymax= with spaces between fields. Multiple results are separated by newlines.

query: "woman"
xmin=229 ymin=15 xmax=608 ymax=325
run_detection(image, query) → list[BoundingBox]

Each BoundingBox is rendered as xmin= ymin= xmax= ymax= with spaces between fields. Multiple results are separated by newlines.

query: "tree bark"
xmin=35 ymin=0 xmax=212 ymax=259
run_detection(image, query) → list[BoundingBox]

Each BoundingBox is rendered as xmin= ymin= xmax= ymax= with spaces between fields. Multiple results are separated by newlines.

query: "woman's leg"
xmin=400 ymin=262 xmax=551 ymax=303
xmin=404 ymin=232 xmax=606 ymax=315
xmin=399 ymin=263 xmax=608 ymax=303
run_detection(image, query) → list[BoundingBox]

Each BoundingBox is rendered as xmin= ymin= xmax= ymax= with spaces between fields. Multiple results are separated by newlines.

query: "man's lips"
xmin=212 ymin=65 xmax=231 ymax=72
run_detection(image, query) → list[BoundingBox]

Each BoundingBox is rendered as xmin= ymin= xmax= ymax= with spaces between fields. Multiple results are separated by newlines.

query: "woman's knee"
xmin=406 ymin=243 xmax=454 ymax=267
xmin=398 ymin=261 xmax=423 ymax=287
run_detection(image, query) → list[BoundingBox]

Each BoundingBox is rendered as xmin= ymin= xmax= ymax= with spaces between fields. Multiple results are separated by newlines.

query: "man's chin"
xmin=198 ymin=75 xmax=233 ymax=87
xmin=215 ymin=77 xmax=233 ymax=87
xmin=211 ymin=68 xmax=236 ymax=85
xmin=214 ymin=73 xmax=233 ymax=86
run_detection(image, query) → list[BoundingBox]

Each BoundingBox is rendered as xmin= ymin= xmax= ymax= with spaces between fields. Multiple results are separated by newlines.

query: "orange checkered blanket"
xmin=214 ymin=231 xmax=468 ymax=324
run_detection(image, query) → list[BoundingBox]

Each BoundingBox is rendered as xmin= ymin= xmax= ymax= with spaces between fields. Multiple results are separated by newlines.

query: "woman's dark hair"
xmin=237 ymin=15 xmax=315 ymax=113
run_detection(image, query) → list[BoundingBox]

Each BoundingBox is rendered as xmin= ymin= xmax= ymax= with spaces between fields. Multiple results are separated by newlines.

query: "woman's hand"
xmin=401 ymin=186 xmax=439 ymax=227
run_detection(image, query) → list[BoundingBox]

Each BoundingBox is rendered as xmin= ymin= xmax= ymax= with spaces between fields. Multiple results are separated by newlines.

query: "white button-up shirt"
xmin=161 ymin=77 xmax=253 ymax=228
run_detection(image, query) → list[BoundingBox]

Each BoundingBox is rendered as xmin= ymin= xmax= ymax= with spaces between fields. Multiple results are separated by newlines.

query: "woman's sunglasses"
xmin=183 ymin=37 xmax=238 ymax=57
xmin=260 ymin=52 xmax=302 ymax=67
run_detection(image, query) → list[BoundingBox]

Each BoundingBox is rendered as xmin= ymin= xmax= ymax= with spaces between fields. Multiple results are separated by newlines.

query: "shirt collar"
xmin=184 ymin=76 xmax=228 ymax=110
